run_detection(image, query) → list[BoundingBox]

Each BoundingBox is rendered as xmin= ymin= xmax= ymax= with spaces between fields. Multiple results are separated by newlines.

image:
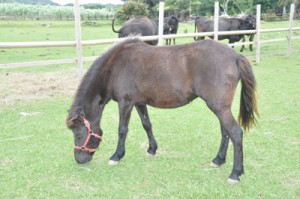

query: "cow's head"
xmin=245 ymin=15 xmax=256 ymax=29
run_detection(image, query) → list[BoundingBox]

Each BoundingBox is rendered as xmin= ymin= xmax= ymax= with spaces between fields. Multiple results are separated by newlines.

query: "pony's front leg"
xmin=109 ymin=101 xmax=133 ymax=165
xmin=135 ymin=105 xmax=158 ymax=156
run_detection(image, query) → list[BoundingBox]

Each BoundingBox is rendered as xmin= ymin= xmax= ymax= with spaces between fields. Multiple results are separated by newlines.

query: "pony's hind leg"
xmin=206 ymin=99 xmax=244 ymax=183
xmin=211 ymin=125 xmax=229 ymax=167
xmin=216 ymin=110 xmax=244 ymax=184
xmin=135 ymin=105 xmax=158 ymax=156
xmin=109 ymin=100 xmax=133 ymax=165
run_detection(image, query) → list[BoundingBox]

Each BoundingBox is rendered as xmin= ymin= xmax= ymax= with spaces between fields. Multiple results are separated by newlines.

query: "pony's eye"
xmin=74 ymin=119 xmax=84 ymax=126
xmin=74 ymin=132 xmax=83 ymax=140
xmin=76 ymin=134 xmax=83 ymax=139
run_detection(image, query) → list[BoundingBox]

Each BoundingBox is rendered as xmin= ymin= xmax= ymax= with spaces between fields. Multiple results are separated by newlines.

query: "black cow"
xmin=112 ymin=16 xmax=159 ymax=46
xmin=240 ymin=15 xmax=256 ymax=52
xmin=194 ymin=15 xmax=255 ymax=49
xmin=163 ymin=16 xmax=179 ymax=45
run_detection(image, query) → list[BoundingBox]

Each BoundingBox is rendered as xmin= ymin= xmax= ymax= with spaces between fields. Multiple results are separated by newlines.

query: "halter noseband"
xmin=74 ymin=116 xmax=102 ymax=153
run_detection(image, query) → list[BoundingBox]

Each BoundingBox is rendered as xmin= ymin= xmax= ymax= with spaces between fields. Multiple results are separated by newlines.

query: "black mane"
xmin=68 ymin=38 xmax=142 ymax=116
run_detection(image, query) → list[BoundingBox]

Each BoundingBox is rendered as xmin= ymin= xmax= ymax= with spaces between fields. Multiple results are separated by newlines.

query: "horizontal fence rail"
xmin=1 ymin=27 xmax=299 ymax=69
xmin=1 ymin=27 xmax=299 ymax=49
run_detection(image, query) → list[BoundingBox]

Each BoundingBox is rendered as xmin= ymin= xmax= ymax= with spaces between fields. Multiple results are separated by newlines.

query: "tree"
xmin=278 ymin=0 xmax=299 ymax=16
xmin=164 ymin=0 xmax=192 ymax=19
xmin=115 ymin=1 xmax=149 ymax=21
xmin=143 ymin=0 xmax=160 ymax=17
xmin=120 ymin=0 xmax=159 ymax=17
xmin=196 ymin=0 xmax=215 ymax=16
xmin=252 ymin=0 xmax=277 ymax=13
xmin=220 ymin=0 xmax=251 ymax=15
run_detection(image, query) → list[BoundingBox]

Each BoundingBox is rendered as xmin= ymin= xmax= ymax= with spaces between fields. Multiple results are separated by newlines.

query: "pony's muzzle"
xmin=74 ymin=150 xmax=93 ymax=164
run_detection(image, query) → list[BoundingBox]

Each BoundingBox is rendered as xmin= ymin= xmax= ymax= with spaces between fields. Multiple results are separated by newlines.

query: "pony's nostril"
xmin=74 ymin=150 xmax=93 ymax=164
xmin=76 ymin=158 xmax=85 ymax=164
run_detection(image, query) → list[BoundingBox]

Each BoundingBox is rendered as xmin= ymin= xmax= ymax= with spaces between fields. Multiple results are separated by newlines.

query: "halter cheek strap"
xmin=74 ymin=117 xmax=102 ymax=153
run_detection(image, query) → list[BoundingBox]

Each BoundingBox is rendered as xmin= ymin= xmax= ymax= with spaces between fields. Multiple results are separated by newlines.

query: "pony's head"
xmin=66 ymin=109 xmax=102 ymax=164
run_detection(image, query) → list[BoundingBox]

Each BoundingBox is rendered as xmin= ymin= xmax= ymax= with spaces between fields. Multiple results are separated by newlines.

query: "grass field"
xmin=1 ymin=19 xmax=300 ymax=63
xmin=0 ymin=19 xmax=300 ymax=198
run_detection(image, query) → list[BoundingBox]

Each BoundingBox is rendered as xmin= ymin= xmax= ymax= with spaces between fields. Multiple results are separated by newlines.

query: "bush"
xmin=114 ymin=1 xmax=149 ymax=21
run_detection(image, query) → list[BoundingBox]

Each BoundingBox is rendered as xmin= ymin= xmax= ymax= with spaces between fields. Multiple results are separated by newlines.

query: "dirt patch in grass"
xmin=0 ymin=71 xmax=78 ymax=105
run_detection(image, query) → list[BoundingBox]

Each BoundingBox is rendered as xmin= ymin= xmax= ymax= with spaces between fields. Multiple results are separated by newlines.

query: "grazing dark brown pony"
xmin=66 ymin=38 xmax=258 ymax=184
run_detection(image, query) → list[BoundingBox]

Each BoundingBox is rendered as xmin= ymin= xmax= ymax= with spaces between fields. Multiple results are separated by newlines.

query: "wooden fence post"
xmin=74 ymin=0 xmax=83 ymax=79
xmin=256 ymin=4 xmax=261 ymax=63
xmin=158 ymin=1 xmax=164 ymax=46
xmin=288 ymin=4 xmax=295 ymax=56
xmin=213 ymin=1 xmax=219 ymax=41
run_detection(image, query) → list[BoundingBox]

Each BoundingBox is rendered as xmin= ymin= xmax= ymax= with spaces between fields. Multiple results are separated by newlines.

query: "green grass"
xmin=0 ymin=19 xmax=300 ymax=198
xmin=1 ymin=19 xmax=299 ymax=64
xmin=0 ymin=20 xmax=114 ymax=63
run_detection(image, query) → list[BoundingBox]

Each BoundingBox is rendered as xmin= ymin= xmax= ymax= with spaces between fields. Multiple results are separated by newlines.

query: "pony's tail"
xmin=237 ymin=56 xmax=259 ymax=131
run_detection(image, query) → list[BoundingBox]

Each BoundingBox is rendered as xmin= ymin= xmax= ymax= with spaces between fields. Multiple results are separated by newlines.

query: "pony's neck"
xmin=72 ymin=93 xmax=100 ymax=122
xmin=75 ymin=57 xmax=107 ymax=106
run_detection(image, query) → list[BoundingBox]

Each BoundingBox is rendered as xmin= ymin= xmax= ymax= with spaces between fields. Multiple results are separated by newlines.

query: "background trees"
xmin=114 ymin=1 xmax=149 ymax=21
xmin=0 ymin=0 xmax=298 ymax=21
xmin=0 ymin=3 xmax=115 ymax=20
xmin=118 ymin=0 xmax=299 ymax=20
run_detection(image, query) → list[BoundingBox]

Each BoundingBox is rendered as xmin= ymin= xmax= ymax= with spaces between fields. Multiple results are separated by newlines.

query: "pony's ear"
xmin=66 ymin=113 xmax=84 ymax=129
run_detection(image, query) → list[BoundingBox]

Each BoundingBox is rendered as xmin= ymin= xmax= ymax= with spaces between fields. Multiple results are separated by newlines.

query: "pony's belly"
xmin=149 ymin=100 xmax=191 ymax=108
xmin=138 ymin=92 xmax=196 ymax=108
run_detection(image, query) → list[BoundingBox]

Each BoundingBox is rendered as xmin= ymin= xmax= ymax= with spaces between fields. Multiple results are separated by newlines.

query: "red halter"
xmin=74 ymin=117 xmax=102 ymax=153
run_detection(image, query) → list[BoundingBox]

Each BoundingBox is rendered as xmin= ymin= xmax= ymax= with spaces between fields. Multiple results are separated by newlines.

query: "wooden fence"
xmin=0 ymin=1 xmax=299 ymax=79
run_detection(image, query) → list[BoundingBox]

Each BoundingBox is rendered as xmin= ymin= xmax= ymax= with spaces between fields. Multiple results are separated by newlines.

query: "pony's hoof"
xmin=146 ymin=152 xmax=155 ymax=157
xmin=108 ymin=160 xmax=119 ymax=166
xmin=227 ymin=178 xmax=240 ymax=184
xmin=210 ymin=162 xmax=220 ymax=167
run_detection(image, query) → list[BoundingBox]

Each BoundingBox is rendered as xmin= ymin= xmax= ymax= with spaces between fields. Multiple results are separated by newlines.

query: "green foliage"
xmin=194 ymin=0 xmax=215 ymax=16
xmin=115 ymin=1 xmax=149 ymax=21
xmin=82 ymin=3 xmax=105 ymax=10
xmin=0 ymin=3 xmax=115 ymax=20
xmin=0 ymin=0 xmax=55 ymax=4
xmin=164 ymin=0 xmax=190 ymax=18
xmin=252 ymin=0 xmax=279 ymax=13
xmin=143 ymin=0 xmax=160 ymax=17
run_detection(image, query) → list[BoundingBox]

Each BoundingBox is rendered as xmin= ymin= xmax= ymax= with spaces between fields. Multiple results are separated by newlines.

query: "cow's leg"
xmin=229 ymin=39 xmax=235 ymax=48
xmin=212 ymin=125 xmax=229 ymax=166
xmin=135 ymin=104 xmax=158 ymax=155
xmin=240 ymin=35 xmax=246 ymax=52
xmin=109 ymin=100 xmax=133 ymax=165
xmin=249 ymin=34 xmax=254 ymax=51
